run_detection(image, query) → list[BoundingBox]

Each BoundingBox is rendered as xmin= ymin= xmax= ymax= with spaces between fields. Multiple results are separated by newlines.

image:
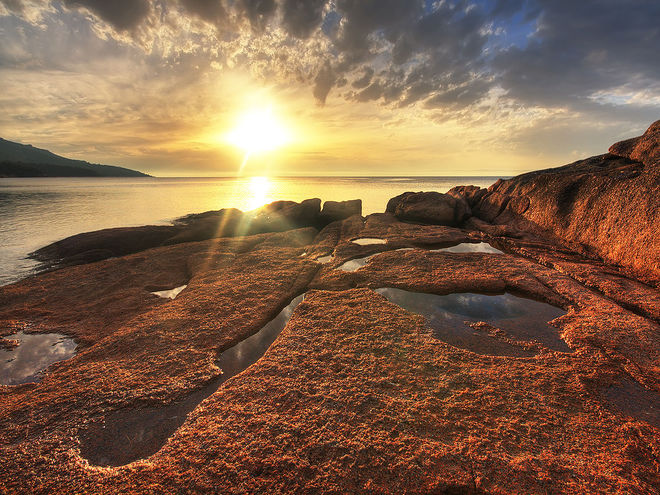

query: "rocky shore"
xmin=1 ymin=122 xmax=659 ymax=494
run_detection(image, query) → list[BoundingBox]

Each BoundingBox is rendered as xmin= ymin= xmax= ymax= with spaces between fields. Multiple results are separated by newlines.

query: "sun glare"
xmin=246 ymin=176 xmax=273 ymax=210
xmin=226 ymin=107 xmax=290 ymax=155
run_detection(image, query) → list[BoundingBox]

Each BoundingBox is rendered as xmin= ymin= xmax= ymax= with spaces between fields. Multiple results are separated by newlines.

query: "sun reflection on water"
xmin=245 ymin=176 xmax=274 ymax=210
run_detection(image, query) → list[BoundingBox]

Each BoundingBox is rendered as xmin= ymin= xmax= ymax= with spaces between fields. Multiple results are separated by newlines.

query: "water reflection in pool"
xmin=0 ymin=331 xmax=77 ymax=385
xmin=151 ymin=285 xmax=187 ymax=299
xmin=376 ymin=288 xmax=569 ymax=356
xmin=79 ymin=293 xmax=305 ymax=467
xmin=351 ymin=238 xmax=387 ymax=245
xmin=338 ymin=255 xmax=374 ymax=272
xmin=431 ymin=242 xmax=503 ymax=254
xmin=602 ymin=377 xmax=660 ymax=428
xmin=337 ymin=243 xmax=502 ymax=272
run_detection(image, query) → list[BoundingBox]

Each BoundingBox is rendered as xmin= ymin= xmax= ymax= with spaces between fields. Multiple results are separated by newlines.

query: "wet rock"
xmin=30 ymin=199 xmax=329 ymax=270
xmin=320 ymin=199 xmax=362 ymax=223
xmin=166 ymin=208 xmax=246 ymax=244
xmin=2 ymin=124 xmax=660 ymax=493
xmin=386 ymin=191 xmax=471 ymax=226
xmin=30 ymin=225 xmax=182 ymax=267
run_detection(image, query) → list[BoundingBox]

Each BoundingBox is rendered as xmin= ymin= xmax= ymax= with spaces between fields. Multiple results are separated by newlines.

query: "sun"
xmin=226 ymin=107 xmax=290 ymax=155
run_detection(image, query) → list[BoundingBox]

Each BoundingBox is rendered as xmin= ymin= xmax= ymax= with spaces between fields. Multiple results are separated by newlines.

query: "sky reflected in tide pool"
xmin=1 ymin=331 xmax=77 ymax=385
xmin=376 ymin=289 xmax=569 ymax=356
xmin=151 ymin=285 xmax=187 ymax=299
xmin=431 ymin=242 xmax=503 ymax=254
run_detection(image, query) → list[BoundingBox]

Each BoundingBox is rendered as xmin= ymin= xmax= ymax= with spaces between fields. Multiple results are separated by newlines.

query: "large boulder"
xmin=446 ymin=185 xmax=487 ymax=207
xmin=251 ymin=198 xmax=322 ymax=231
xmin=320 ymin=199 xmax=362 ymax=223
xmin=386 ymin=191 xmax=471 ymax=226
xmin=30 ymin=225 xmax=182 ymax=267
xmin=165 ymin=208 xmax=246 ymax=244
xmin=32 ymin=198 xmax=327 ymax=269
xmin=471 ymin=120 xmax=660 ymax=285
xmin=472 ymin=190 xmax=511 ymax=223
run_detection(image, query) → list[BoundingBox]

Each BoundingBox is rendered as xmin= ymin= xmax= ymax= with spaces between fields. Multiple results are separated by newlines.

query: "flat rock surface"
xmin=1 ymin=211 xmax=658 ymax=494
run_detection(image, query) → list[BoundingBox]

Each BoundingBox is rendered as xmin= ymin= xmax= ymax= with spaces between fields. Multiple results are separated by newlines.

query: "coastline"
xmin=0 ymin=123 xmax=658 ymax=493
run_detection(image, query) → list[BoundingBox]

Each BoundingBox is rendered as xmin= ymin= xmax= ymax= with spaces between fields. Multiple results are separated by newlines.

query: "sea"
xmin=0 ymin=176 xmax=501 ymax=286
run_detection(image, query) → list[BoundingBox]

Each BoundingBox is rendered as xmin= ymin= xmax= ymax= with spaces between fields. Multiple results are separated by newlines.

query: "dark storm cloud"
xmin=424 ymin=79 xmax=492 ymax=109
xmin=351 ymin=67 xmax=373 ymax=89
xmin=493 ymin=0 xmax=660 ymax=106
xmin=12 ymin=0 xmax=660 ymax=114
xmin=333 ymin=0 xmax=423 ymax=57
xmin=310 ymin=0 xmax=495 ymax=107
xmin=63 ymin=0 xmax=151 ymax=31
xmin=280 ymin=0 xmax=326 ymax=39
xmin=237 ymin=0 xmax=277 ymax=31
xmin=0 ymin=0 xmax=24 ymax=13
xmin=489 ymin=0 xmax=526 ymax=17
xmin=312 ymin=60 xmax=335 ymax=105
xmin=179 ymin=0 xmax=226 ymax=24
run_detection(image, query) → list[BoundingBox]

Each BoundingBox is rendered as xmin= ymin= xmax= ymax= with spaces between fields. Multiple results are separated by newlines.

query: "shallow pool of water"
xmin=316 ymin=255 xmax=334 ymax=264
xmin=376 ymin=288 xmax=569 ymax=356
xmin=338 ymin=255 xmax=375 ymax=272
xmin=337 ymin=243 xmax=502 ymax=272
xmin=79 ymin=293 xmax=305 ymax=466
xmin=151 ymin=285 xmax=187 ymax=299
xmin=351 ymin=238 xmax=387 ymax=245
xmin=338 ymin=248 xmax=414 ymax=272
xmin=0 ymin=331 xmax=77 ymax=385
xmin=431 ymin=242 xmax=503 ymax=254
xmin=602 ymin=377 xmax=660 ymax=428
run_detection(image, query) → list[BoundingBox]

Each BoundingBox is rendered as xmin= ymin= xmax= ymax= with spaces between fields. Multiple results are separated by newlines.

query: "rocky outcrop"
xmin=31 ymin=198 xmax=362 ymax=270
xmin=447 ymin=184 xmax=487 ymax=207
xmin=609 ymin=120 xmax=660 ymax=166
xmin=456 ymin=121 xmax=660 ymax=285
xmin=2 ymin=211 xmax=659 ymax=493
xmin=386 ymin=191 xmax=471 ymax=226
xmin=251 ymin=198 xmax=322 ymax=230
xmin=30 ymin=225 xmax=183 ymax=268
xmin=320 ymin=199 xmax=362 ymax=223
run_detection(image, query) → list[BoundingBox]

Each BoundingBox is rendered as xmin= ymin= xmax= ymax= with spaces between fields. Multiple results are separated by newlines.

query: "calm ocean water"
xmin=0 ymin=176 xmax=500 ymax=286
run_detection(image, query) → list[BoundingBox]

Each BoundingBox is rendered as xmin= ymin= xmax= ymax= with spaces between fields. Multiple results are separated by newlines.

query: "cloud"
xmin=1 ymin=0 xmax=24 ymax=13
xmin=179 ymin=0 xmax=227 ymax=25
xmin=62 ymin=0 xmax=151 ymax=31
xmin=1 ymin=0 xmax=659 ymax=175
xmin=281 ymin=0 xmax=326 ymax=39
xmin=17 ymin=0 xmax=656 ymax=115
xmin=313 ymin=60 xmax=335 ymax=105
xmin=493 ymin=1 xmax=660 ymax=108
xmin=237 ymin=0 xmax=277 ymax=31
xmin=351 ymin=67 xmax=373 ymax=89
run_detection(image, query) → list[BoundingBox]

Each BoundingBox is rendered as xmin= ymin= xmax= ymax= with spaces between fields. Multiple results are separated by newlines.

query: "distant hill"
xmin=0 ymin=138 xmax=150 ymax=177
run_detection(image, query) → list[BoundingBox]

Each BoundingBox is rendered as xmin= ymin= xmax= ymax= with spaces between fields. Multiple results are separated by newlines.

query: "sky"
xmin=0 ymin=0 xmax=658 ymax=177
